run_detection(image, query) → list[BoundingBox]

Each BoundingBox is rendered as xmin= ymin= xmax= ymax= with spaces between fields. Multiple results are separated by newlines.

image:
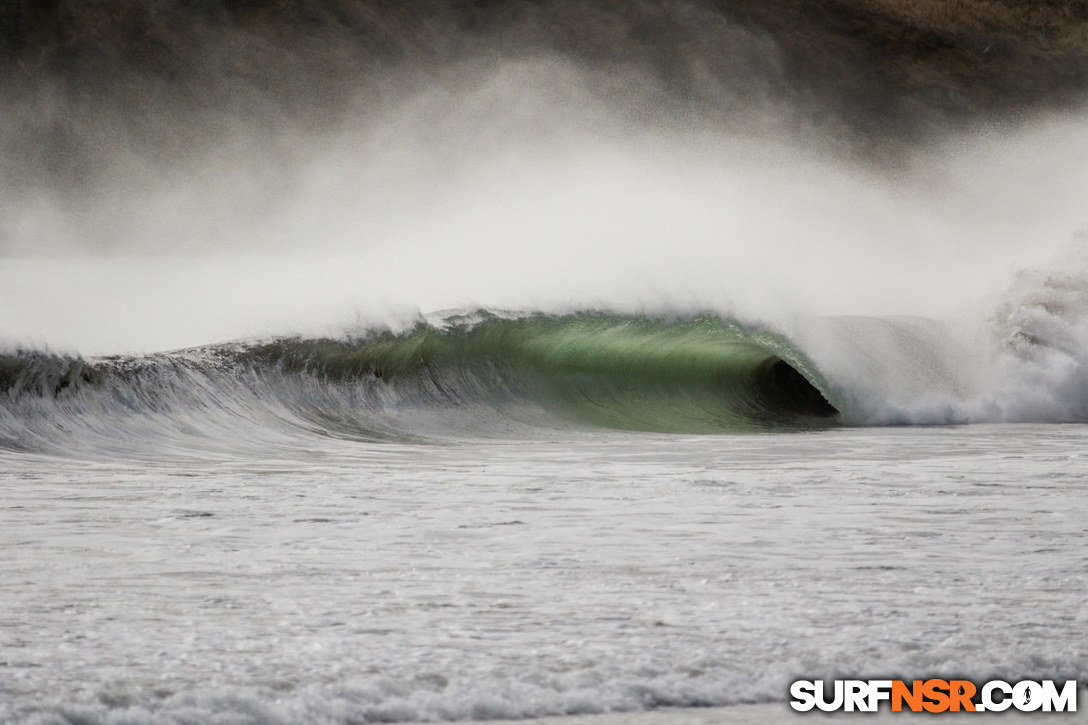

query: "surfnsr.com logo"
xmin=790 ymin=679 xmax=1079 ymax=713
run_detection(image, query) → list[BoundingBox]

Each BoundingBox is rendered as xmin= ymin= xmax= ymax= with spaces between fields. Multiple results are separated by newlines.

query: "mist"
xmin=1 ymin=1 xmax=1087 ymax=361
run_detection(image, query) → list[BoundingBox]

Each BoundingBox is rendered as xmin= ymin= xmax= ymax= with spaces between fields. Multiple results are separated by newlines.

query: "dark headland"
xmin=2 ymin=0 xmax=1088 ymax=186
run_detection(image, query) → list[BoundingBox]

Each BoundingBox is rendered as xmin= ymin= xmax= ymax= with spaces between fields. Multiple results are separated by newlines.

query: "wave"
xmin=249 ymin=311 xmax=841 ymax=429
xmin=0 ymin=312 xmax=840 ymax=453
xmin=5 ymin=288 xmax=1088 ymax=455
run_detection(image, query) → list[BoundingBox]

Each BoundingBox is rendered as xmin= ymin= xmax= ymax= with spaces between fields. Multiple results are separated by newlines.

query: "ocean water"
xmin=3 ymin=24 xmax=1088 ymax=723
xmin=1 ymin=420 xmax=1087 ymax=723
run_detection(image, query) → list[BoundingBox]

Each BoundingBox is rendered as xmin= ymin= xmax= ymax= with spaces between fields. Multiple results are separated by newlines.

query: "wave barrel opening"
xmin=753 ymin=357 xmax=840 ymax=421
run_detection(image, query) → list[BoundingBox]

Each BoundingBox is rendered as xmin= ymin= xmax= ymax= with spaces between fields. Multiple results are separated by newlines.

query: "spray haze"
xmin=2 ymin=0 xmax=1088 ymax=425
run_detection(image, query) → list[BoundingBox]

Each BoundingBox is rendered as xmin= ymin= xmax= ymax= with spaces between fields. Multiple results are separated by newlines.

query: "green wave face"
xmin=253 ymin=312 xmax=840 ymax=433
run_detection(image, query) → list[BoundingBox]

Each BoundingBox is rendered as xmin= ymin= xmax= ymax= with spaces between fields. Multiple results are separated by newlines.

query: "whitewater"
xmin=3 ymin=52 xmax=1088 ymax=723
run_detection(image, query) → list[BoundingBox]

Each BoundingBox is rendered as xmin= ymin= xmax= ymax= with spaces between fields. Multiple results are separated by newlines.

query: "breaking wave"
xmin=4 ymin=280 xmax=1088 ymax=457
xmin=0 ymin=312 xmax=839 ymax=456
